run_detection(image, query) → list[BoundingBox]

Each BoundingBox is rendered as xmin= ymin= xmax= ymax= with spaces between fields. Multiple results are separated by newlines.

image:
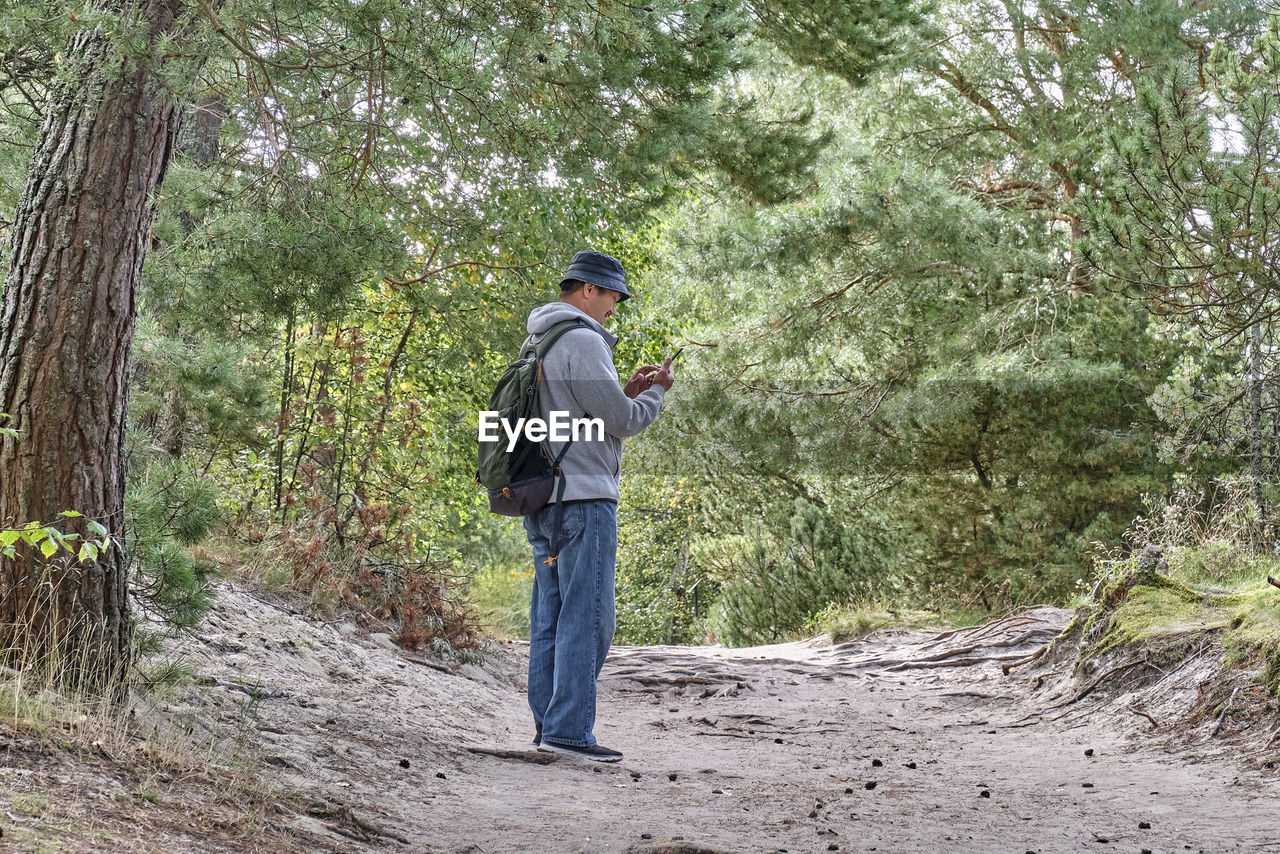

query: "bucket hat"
xmin=559 ymin=250 xmax=629 ymax=301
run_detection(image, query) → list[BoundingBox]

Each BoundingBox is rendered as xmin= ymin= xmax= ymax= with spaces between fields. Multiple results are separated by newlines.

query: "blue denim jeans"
xmin=523 ymin=499 xmax=617 ymax=747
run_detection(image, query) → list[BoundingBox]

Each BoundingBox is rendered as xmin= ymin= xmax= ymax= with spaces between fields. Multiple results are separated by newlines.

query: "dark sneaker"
xmin=537 ymin=741 xmax=623 ymax=762
xmin=532 ymin=722 xmax=542 ymax=747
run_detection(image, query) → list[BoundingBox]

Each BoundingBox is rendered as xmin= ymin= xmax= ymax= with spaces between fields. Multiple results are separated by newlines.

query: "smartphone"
xmin=669 ymin=347 xmax=684 ymax=363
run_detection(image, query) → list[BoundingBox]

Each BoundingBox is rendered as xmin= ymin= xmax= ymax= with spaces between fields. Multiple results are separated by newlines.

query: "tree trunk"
xmin=0 ymin=0 xmax=188 ymax=687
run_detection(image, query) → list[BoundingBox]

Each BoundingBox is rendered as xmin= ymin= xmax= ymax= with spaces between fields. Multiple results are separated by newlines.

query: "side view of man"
xmin=522 ymin=250 xmax=675 ymax=762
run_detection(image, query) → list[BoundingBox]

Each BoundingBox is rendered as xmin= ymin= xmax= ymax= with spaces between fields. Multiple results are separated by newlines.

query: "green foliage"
xmin=811 ymin=598 xmax=973 ymax=643
xmin=475 ymin=573 xmax=531 ymax=638
xmin=124 ymin=451 xmax=219 ymax=639
xmin=615 ymin=475 xmax=715 ymax=645
xmin=0 ymin=0 xmax=927 ymax=651
xmin=752 ymin=0 xmax=935 ymax=85
xmin=130 ymin=317 xmax=274 ymax=456
xmin=0 ymin=417 xmax=113 ymax=565
xmin=0 ymin=513 xmax=111 ymax=565
xmin=14 ymin=0 xmax=1279 ymax=650
xmin=707 ymin=499 xmax=903 ymax=645
xmin=613 ymin=0 xmax=1279 ymax=641
xmin=1083 ymin=34 xmax=1280 ymax=340
xmin=149 ymin=171 xmax=408 ymax=326
xmin=1080 ymin=25 xmax=1280 ymax=537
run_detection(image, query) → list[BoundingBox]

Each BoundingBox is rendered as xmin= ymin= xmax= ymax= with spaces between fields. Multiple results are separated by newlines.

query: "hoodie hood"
xmin=526 ymin=301 xmax=618 ymax=349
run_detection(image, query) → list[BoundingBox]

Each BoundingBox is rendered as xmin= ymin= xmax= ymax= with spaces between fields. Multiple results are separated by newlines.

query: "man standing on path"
xmin=523 ymin=250 xmax=675 ymax=762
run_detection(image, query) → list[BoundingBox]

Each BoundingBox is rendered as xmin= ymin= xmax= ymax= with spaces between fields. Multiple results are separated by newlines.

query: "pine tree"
xmin=0 ymin=0 xmax=198 ymax=686
xmin=1082 ymin=26 xmax=1280 ymax=542
xmin=637 ymin=0 xmax=1268 ymax=635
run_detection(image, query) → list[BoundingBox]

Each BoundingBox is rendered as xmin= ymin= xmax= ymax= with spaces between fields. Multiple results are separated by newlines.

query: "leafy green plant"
xmin=0 ymin=513 xmax=111 ymax=565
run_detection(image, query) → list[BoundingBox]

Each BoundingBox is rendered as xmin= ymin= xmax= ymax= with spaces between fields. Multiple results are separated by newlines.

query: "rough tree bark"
xmin=0 ymin=0 xmax=190 ymax=685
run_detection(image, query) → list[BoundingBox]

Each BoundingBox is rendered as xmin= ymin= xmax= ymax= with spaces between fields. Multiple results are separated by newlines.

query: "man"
xmin=522 ymin=250 xmax=675 ymax=762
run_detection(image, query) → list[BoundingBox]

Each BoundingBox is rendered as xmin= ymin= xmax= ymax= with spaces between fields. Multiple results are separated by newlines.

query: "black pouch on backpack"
xmin=488 ymin=474 xmax=556 ymax=516
xmin=486 ymin=434 xmax=562 ymax=516
xmin=483 ymin=473 xmax=555 ymax=514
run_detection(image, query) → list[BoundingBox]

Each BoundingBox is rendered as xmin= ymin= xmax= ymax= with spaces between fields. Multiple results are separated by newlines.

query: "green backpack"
xmin=476 ymin=318 xmax=585 ymax=518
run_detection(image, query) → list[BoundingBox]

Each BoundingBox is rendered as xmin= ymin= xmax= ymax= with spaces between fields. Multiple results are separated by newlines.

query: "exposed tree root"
xmin=1003 ymin=611 xmax=1083 ymax=675
xmin=305 ymin=798 xmax=411 ymax=845
xmin=1211 ymin=686 xmax=1242 ymax=737
xmin=465 ymin=745 xmax=559 ymax=765
xmin=923 ymin=611 xmax=1054 ymax=646
xmin=1002 ymin=643 xmax=1050 ymax=675
xmin=625 ymin=844 xmax=739 ymax=854
xmin=1050 ymin=658 xmax=1150 ymax=709
xmin=884 ymin=654 xmax=1027 ymax=672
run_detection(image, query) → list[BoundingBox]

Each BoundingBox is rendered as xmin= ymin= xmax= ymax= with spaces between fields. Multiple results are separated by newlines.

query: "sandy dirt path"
xmin=167 ymin=583 xmax=1280 ymax=854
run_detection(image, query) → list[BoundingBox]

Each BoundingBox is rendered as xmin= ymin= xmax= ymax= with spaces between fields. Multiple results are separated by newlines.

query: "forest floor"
xmin=3 ymin=579 xmax=1280 ymax=853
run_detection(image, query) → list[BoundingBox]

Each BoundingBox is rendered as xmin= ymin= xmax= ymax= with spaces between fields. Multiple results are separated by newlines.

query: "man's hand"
xmin=650 ymin=353 xmax=676 ymax=391
xmin=624 ymin=365 xmax=661 ymax=398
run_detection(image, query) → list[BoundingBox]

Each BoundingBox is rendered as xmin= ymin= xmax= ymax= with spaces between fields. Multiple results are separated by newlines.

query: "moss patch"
xmin=1219 ymin=584 xmax=1280 ymax=694
xmin=1095 ymin=584 xmax=1230 ymax=651
xmin=1082 ymin=544 xmax=1280 ymax=696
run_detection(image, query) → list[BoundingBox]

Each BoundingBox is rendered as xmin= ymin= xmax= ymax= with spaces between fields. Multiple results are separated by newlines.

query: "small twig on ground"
xmin=1127 ymin=706 xmax=1160 ymax=730
xmin=1003 ymin=716 xmax=1041 ymax=729
xmin=400 ymin=652 xmax=454 ymax=674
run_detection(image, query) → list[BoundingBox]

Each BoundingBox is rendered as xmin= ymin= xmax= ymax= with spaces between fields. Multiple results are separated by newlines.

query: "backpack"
xmin=477 ymin=318 xmax=586 ymax=518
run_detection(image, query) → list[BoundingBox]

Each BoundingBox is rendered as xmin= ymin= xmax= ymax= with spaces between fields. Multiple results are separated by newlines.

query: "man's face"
xmin=581 ymin=283 xmax=625 ymax=324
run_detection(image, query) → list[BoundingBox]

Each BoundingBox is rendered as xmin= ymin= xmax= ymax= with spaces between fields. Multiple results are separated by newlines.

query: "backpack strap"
xmin=525 ymin=317 xmax=588 ymax=359
xmin=543 ymin=443 xmax=573 ymax=566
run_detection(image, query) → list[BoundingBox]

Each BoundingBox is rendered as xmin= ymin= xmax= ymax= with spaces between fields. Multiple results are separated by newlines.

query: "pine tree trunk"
xmin=0 ymin=0 xmax=188 ymax=686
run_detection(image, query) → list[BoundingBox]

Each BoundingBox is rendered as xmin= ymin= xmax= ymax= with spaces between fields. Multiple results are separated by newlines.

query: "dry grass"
xmin=0 ymin=657 xmax=343 ymax=852
xmin=0 ymin=600 xmax=325 ymax=853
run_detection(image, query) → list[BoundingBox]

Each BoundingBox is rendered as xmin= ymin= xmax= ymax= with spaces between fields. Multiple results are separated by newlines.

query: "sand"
xmin=158 ymin=582 xmax=1280 ymax=853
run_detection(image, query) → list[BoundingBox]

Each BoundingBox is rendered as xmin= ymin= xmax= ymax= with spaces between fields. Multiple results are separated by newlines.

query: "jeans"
xmin=524 ymin=499 xmax=617 ymax=747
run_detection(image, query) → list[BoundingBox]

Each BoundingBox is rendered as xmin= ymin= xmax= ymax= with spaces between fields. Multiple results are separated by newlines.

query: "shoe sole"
xmin=536 ymin=742 xmax=622 ymax=762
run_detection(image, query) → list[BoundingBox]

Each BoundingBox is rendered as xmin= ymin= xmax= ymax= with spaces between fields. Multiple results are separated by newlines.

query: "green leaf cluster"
xmin=0 ymin=513 xmax=110 ymax=565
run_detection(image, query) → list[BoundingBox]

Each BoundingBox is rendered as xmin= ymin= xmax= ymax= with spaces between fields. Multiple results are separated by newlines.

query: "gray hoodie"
xmin=525 ymin=302 xmax=666 ymax=503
